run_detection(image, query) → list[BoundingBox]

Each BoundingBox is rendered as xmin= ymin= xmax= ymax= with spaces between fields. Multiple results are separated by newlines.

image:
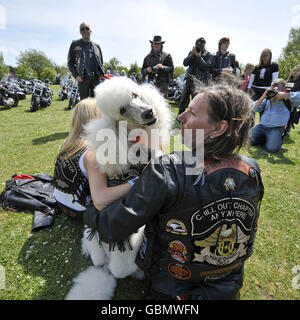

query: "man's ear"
xmin=212 ymin=120 xmax=228 ymax=137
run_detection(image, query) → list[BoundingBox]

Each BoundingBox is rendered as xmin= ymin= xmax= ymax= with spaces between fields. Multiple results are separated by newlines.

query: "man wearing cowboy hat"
xmin=142 ymin=35 xmax=174 ymax=97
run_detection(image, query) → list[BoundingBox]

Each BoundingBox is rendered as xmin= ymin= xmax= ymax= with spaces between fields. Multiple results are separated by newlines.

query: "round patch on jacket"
xmin=168 ymin=241 xmax=188 ymax=263
xmin=166 ymin=219 xmax=188 ymax=235
xmin=168 ymin=262 xmax=191 ymax=280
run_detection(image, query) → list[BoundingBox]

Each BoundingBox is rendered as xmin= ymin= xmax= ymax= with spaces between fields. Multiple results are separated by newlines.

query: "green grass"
xmin=0 ymin=86 xmax=299 ymax=300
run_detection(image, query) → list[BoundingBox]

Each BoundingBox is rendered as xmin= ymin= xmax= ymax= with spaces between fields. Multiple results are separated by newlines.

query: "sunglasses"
xmin=80 ymin=27 xmax=90 ymax=31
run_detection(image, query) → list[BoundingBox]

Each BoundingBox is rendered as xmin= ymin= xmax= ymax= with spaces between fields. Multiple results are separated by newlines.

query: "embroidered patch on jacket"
xmin=191 ymin=197 xmax=256 ymax=267
xmin=74 ymin=46 xmax=82 ymax=50
xmin=168 ymin=262 xmax=191 ymax=280
xmin=168 ymin=240 xmax=188 ymax=263
xmin=166 ymin=219 xmax=188 ymax=235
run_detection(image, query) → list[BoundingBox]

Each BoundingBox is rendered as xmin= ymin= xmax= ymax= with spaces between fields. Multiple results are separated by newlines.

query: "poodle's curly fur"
xmin=66 ymin=77 xmax=172 ymax=300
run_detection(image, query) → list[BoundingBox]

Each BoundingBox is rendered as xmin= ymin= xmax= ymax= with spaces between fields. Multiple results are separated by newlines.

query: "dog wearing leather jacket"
xmin=65 ymin=76 xmax=171 ymax=300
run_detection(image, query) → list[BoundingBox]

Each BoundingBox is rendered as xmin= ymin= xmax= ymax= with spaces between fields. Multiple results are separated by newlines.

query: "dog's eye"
xmin=120 ymin=107 xmax=126 ymax=115
xmin=132 ymin=93 xmax=138 ymax=99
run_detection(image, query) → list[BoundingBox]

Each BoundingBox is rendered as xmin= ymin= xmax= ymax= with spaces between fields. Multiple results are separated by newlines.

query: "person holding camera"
xmin=67 ymin=22 xmax=104 ymax=100
xmin=250 ymin=79 xmax=300 ymax=153
xmin=177 ymin=37 xmax=213 ymax=116
xmin=211 ymin=37 xmax=237 ymax=81
xmin=141 ymin=35 xmax=174 ymax=98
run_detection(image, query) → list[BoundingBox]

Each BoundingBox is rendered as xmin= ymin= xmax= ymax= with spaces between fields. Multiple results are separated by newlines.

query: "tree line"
xmin=1 ymin=27 xmax=299 ymax=82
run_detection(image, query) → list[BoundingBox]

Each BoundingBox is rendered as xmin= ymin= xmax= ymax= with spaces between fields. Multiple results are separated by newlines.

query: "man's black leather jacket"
xmin=183 ymin=50 xmax=213 ymax=84
xmin=84 ymin=151 xmax=264 ymax=299
xmin=67 ymin=39 xmax=104 ymax=79
xmin=142 ymin=50 xmax=174 ymax=83
xmin=211 ymin=51 xmax=236 ymax=79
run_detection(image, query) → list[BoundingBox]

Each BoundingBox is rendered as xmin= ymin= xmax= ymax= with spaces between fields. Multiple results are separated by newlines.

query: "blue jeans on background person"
xmin=250 ymin=124 xmax=285 ymax=153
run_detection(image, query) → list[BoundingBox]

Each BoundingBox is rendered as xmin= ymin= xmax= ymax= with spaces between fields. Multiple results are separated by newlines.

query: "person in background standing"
xmin=68 ymin=22 xmax=104 ymax=100
xmin=247 ymin=48 xmax=279 ymax=100
xmin=142 ymin=35 xmax=174 ymax=98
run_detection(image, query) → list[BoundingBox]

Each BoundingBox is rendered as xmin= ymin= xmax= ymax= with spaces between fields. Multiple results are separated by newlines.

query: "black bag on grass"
xmin=0 ymin=173 xmax=57 ymax=231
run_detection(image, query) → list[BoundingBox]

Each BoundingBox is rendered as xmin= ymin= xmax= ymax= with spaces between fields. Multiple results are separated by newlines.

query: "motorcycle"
xmin=59 ymin=84 xmax=68 ymax=101
xmin=67 ymin=81 xmax=80 ymax=110
xmin=0 ymin=83 xmax=18 ymax=108
xmin=167 ymin=73 xmax=186 ymax=103
xmin=30 ymin=80 xmax=53 ymax=112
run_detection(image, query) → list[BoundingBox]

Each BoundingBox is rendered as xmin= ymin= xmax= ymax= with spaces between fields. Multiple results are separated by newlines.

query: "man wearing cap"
xmin=177 ymin=38 xmax=213 ymax=116
xmin=142 ymin=35 xmax=174 ymax=97
xmin=67 ymin=22 xmax=104 ymax=100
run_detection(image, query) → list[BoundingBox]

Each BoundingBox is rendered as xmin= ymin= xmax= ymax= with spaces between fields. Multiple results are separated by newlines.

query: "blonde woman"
xmin=53 ymin=98 xmax=137 ymax=218
xmin=287 ymin=65 xmax=300 ymax=92
xmin=241 ymin=63 xmax=254 ymax=92
xmin=247 ymin=48 xmax=279 ymax=99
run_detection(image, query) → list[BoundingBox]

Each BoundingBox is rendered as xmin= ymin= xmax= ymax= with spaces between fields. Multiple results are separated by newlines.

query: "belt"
xmin=57 ymin=202 xmax=84 ymax=219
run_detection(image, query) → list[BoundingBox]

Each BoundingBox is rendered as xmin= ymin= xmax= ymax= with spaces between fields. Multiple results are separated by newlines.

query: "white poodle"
xmin=66 ymin=77 xmax=172 ymax=300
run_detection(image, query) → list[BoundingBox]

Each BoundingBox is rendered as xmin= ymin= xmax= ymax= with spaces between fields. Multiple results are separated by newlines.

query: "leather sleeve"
xmin=94 ymin=159 xmax=172 ymax=243
xmin=67 ymin=41 xmax=78 ymax=79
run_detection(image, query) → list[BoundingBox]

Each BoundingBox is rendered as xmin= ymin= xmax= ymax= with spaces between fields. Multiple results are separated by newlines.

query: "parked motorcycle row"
xmin=1 ymin=72 xmax=185 ymax=112
xmin=0 ymin=77 xmax=54 ymax=112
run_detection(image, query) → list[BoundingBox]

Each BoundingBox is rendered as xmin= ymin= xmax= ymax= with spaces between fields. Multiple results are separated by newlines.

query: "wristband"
xmin=128 ymin=177 xmax=139 ymax=186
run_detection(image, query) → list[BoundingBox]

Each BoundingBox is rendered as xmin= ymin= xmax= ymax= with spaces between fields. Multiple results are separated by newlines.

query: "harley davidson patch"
xmin=168 ymin=262 xmax=191 ymax=280
xmin=168 ymin=240 xmax=188 ymax=263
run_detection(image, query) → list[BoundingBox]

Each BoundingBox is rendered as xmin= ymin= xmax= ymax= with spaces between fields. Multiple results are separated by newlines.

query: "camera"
xmin=195 ymin=46 xmax=201 ymax=53
xmin=266 ymin=87 xmax=278 ymax=99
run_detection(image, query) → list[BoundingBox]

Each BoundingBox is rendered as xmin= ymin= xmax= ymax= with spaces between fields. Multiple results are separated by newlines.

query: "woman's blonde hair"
xmin=55 ymin=97 xmax=100 ymax=160
xmin=258 ymin=48 xmax=272 ymax=67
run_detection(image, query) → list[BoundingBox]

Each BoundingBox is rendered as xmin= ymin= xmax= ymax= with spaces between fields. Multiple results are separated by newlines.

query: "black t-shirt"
xmin=252 ymin=62 xmax=279 ymax=87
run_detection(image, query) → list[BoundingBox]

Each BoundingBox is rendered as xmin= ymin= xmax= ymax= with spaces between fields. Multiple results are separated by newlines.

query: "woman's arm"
xmin=84 ymin=149 xmax=132 ymax=211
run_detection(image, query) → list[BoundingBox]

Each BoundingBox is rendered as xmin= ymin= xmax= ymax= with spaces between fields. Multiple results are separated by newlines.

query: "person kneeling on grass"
xmin=250 ymin=78 xmax=300 ymax=153
xmin=84 ymin=83 xmax=264 ymax=300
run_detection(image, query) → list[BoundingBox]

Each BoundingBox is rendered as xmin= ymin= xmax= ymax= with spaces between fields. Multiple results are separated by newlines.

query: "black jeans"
xmin=78 ymin=76 xmax=101 ymax=100
xmin=178 ymin=77 xmax=196 ymax=116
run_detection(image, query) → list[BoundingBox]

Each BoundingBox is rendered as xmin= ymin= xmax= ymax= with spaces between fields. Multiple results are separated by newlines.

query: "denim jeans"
xmin=250 ymin=124 xmax=285 ymax=153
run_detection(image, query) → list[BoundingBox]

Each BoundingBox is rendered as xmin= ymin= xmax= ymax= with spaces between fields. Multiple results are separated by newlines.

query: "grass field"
xmin=0 ymin=85 xmax=299 ymax=300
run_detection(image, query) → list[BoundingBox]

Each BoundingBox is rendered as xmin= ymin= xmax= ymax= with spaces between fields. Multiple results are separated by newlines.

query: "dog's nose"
xmin=141 ymin=109 xmax=154 ymax=119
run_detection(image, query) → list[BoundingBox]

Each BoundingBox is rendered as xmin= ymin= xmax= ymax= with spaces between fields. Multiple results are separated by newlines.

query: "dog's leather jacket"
xmin=67 ymin=39 xmax=104 ymax=79
xmin=84 ymin=151 xmax=264 ymax=298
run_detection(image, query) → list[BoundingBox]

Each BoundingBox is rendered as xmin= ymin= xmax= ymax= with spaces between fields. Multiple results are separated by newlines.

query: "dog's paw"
xmin=130 ymin=268 xmax=145 ymax=280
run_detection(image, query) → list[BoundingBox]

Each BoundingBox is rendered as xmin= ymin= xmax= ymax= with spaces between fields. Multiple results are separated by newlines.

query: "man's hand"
xmin=76 ymin=76 xmax=83 ymax=83
xmin=146 ymin=67 xmax=152 ymax=73
xmin=156 ymin=64 xmax=164 ymax=69
xmin=192 ymin=47 xmax=201 ymax=57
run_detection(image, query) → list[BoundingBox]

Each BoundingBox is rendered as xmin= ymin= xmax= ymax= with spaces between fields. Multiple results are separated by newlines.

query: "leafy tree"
xmin=173 ymin=66 xmax=186 ymax=78
xmin=128 ymin=61 xmax=141 ymax=75
xmin=282 ymin=27 xmax=300 ymax=59
xmin=104 ymin=57 xmax=122 ymax=72
xmin=278 ymin=27 xmax=300 ymax=79
xmin=15 ymin=64 xmax=37 ymax=79
xmin=0 ymin=52 xmax=9 ymax=79
xmin=16 ymin=49 xmax=55 ymax=79
xmin=40 ymin=66 xmax=57 ymax=83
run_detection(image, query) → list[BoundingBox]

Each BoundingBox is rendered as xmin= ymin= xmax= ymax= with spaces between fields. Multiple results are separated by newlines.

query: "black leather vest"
xmin=137 ymin=153 xmax=264 ymax=296
xmin=53 ymin=149 xmax=90 ymax=207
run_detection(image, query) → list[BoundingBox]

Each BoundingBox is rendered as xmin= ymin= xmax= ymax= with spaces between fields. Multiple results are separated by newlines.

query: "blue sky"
xmin=0 ymin=0 xmax=299 ymax=69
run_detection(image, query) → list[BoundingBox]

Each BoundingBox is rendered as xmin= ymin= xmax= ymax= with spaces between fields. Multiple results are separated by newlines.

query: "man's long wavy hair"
xmin=55 ymin=97 xmax=100 ymax=161
xmin=194 ymin=81 xmax=254 ymax=161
